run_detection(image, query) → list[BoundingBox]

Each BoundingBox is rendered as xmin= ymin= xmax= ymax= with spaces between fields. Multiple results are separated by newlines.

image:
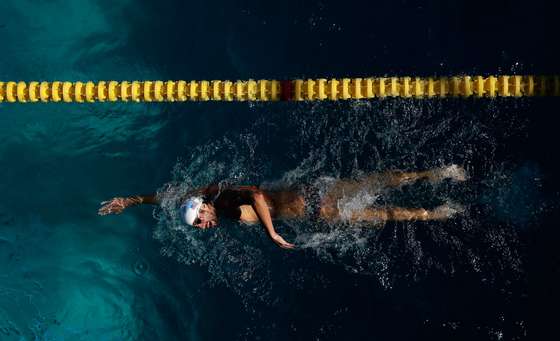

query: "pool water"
xmin=0 ymin=0 xmax=557 ymax=340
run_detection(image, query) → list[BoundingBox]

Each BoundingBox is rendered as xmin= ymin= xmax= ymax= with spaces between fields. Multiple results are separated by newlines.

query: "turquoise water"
xmin=1 ymin=0 xmax=556 ymax=340
xmin=0 ymin=2 xmax=199 ymax=339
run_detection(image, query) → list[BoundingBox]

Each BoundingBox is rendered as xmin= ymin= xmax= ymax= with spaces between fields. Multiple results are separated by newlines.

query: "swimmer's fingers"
xmin=98 ymin=198 xmax=126 ymax=216
xmin=280 ymin=243 xmax=295 ymax=250
xmin=100 ymin=197 xmax=126 ymax=204
xmin=278 ymin=238 xmax=295 ymax=249
xmin=98 ymin=208 xmax=110 ymax=216
xmin=282 ymin=245 xmax=295 ymax=250
xmin=98 ymin=206 xmax=123 ymax=215
xmin=271 ymin=233 xmax=296 ymax=250
xmin=98 ymin=205 xmax=116 ymax=216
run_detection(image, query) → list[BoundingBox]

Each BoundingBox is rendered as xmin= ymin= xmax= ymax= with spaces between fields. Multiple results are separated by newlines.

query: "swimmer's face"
xmin=193 ymin=203 xmax=218 ymax=229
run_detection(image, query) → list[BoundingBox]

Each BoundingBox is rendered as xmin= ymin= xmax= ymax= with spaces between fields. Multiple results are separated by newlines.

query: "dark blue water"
xmin=1 ymin=0 xmax=558 ymax=340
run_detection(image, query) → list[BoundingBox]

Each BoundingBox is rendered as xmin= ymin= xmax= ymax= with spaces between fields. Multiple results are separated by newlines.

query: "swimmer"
xmin=98 ymin=165 xmax=467 ymax=249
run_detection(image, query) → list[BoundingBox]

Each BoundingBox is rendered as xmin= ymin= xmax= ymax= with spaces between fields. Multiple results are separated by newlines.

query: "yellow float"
xmin=0 ymin=75 xmax=558 ymax=103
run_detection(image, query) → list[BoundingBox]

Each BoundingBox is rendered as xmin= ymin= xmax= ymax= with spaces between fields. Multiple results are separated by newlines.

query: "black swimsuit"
xmin=204 ymin=183 xmax=255 ymax=220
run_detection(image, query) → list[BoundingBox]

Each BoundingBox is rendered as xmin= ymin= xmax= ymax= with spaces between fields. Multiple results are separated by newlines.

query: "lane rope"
xmin=1 ymin=75 xmax=558 ymax=103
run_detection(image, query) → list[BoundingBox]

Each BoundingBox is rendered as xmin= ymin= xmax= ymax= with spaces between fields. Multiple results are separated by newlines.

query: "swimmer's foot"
xmin=429 ymin=202 xmax=465 ymax=220
xmin=431 ymin=164 xmax=467 ymax=183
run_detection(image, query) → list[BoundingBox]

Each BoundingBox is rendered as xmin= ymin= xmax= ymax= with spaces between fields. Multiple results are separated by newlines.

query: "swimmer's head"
xmin=180 ymin=197 xmax=218 ymax=229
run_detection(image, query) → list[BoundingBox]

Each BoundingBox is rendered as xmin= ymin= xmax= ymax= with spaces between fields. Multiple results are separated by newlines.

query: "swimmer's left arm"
xmin=250 ymin=191 xmax=295 ymax=250
xmin=219 ymin=186 xmax=294 ymax=249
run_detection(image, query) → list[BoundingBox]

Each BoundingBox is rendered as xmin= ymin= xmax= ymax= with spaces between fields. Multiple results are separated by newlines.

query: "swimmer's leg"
xmin=325 ymin=203 xmax=464 ymax=222
xmin=359 ymin=164 xmax=467 ymax=188
xmin=317 ymin=168 xmax=445 ymax=200
xmin=315 ymin=165 xmax=467 ymax=219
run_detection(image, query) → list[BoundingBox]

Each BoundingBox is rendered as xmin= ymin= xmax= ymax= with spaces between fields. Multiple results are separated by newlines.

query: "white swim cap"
xmin=180 ymin=197 xmax=203 ymax=225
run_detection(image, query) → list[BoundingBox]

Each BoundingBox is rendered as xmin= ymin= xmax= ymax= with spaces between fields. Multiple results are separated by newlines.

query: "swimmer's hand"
xmin=98 ymin=196 xmax=141 ymax=215
xmin=270 ymin=232 xmax=295 ymax=250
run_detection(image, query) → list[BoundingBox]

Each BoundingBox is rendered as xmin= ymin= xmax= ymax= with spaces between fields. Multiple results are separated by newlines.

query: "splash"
xmin=336 ymin=188 xmax=381 ymax=221
xmin=153 ymin=98 xmax=534 ymax=305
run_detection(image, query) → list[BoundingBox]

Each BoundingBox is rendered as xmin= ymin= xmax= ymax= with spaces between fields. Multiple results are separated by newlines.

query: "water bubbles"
xmin=510 ymin=61 xmax=524 ymax=74
xmin=337 ymin=189 xmax=381 ymax=221
xmin=152 ymin=98 xmax=530 ymax=317
xmin=489 ymin=328 xmax=504 ymax=340
xmin=133 ymin=258 xmax=149 ymax=276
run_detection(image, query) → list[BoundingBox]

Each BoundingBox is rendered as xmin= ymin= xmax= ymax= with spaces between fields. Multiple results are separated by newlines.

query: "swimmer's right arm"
xmin=98 ymin=194 xmax=159 ymax=215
